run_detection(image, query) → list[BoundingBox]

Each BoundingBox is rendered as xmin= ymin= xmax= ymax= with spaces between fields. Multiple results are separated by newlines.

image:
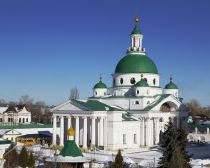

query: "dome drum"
xmin=113 ymin=73 xmax=160 ymax=87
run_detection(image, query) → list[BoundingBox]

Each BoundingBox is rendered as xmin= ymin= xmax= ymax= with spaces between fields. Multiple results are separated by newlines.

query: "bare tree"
xmin=69 ymin=87 xmax=79 ymax=100
xmin=19 ymin=95 xmax=33 ymax=105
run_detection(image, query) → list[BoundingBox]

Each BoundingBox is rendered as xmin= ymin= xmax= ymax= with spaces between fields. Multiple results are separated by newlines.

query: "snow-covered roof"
xmin=0 ymin=107 xmax=8 ymax=114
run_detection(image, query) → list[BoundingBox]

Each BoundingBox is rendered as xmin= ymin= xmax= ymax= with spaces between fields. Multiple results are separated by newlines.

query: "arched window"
xmin=135 ymin=101 xmax=139 ymax=104
xmin=153 ymin=78 xmax=156 ymax=85
xmin=130 ymin=77 xmax=136 ymax=84
xmin=95 ymin=91 xmax=97 ymax=95
xmin=120 ymin=78 xmax=123 ymax=84
xmin=160 ymin=103 xmax=171 ymax=112
xmin=137 ymin=90 xmax=139 ymax=94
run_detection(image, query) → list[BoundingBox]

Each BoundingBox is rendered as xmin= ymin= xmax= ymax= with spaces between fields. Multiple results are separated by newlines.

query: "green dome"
xmin=115 ymin=54 xmax=158 ymax=74
xmin=131 ymin=25 xmax=142 ymax=35
xmin=135 ymin=78 xmax=149 ymax=87
xmin=165 ymin=81 xmax=178 ymax=89
xmin=93 ymin=81 xmax=107 ymax=89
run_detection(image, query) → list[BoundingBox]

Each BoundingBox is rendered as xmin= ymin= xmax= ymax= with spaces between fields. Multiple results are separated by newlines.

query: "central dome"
xmin=115 ymin=54 xmax=158 ymax=74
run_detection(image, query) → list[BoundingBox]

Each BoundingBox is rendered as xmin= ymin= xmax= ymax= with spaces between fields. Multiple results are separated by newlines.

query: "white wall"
xmin=113 ymin=73 xmax=160 ymax=87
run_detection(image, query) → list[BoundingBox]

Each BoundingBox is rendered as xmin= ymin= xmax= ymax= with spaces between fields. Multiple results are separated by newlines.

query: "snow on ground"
xmin=13 ymin=142 xmax=210 ymax=167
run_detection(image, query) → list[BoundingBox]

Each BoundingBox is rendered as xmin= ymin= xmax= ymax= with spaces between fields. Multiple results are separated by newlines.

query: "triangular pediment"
xmin=5 ymin=129 xmax=21 ymax=135
xmin=52 ymin=100 xmax=89 ymax=112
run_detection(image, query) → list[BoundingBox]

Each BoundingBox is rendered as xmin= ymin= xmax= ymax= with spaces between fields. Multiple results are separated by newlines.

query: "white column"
xmin=207 ymin=128 xmax=210 ymax=134
xmin=99 ymin=117 xmax=104 ymax=146
xmin=195 ymin=127 xmax=198 ymax=134
xmin=103 ymin=117 xmax=107 ymax=150
xmin=59 ymin=116 xmax=64 ymax=146
xmin=68 ymin=116 xmax=71 ymax=129
xmin=146 ymin=119 xmax=150 ymax=146
xmin=150 ymin=118 xmax=154 ymax=146
xmin=91 ymin=117 xmax=96 ymax=147
xmin=83 ymin=117 xmax=87 ymax=148
xmin=75 ymin=116 xmax=79 ymax=146
xmin=155 ymin=118 xmax=160 ymax=145
xmin=52 ymin=115 xmax=57 ymax=145
xmin=140 ymin=118 xmax=145 ymax=146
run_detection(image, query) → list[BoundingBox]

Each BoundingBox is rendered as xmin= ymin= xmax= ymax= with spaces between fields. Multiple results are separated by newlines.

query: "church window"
xmin=134 ymin=134 xmax=137 ymax=144
xmin=0 ymin=118 xmax=2 ymax=122
xmin=123 ymin=134 xmax=126 ymax=144
xmin=120 ymin=78 xmax=123 ymax=84
xmin=130 ymin=77 xmax=136 ymax=84
xmin=23 ymin=118 xmax=25 ymax=123
xmin=135 ymin=101 xmax=139 ymax=104
xmin=153 ymin=78 xmax=156 ymax=85
xmin=26 ymin=118 xmax=28 ymax=122
xmin=137 ymin=90 xmax=139 ymax=94
xmin=19 ymin=118 xmax=21 ymax=123
xmin=160 ymin=103 xmax=171 ymax=112
xmin=95 ymin=91 xmax=97 ymax=95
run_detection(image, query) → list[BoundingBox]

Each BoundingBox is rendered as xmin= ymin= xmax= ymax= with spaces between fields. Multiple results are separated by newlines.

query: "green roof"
xmin=165 ymin=81 xmax=178 ymax=89
xmin=135 ymin=78 xmax=149 ymax=87
xmin=143 ymin=94 xmax=170 ymax=111
xmin=115 ymin=54 xmax=158 ymax=74
xmin=122 ymin=112 xmax=138 ymax=121
xmin=131 ymin=25 xmax=142 ymax=35
xmin=188 ymin=123 xmax=210 ymax=128
xmin=60 ymin=140 xmax=83 ymax=157
xmin=93 ymin=81 xmax=107 ymax=89
xmin=74 ymin=100 xmax=121 ymax=111
xmin=0 ymin=139 xmax=12 ymax=145
xmin=0 ymin=124 xmax=52 ymax=129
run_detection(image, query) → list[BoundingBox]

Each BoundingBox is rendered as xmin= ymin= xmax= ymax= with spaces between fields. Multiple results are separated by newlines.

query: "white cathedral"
xmin=52 ymin=18 xmax=188 ymax=150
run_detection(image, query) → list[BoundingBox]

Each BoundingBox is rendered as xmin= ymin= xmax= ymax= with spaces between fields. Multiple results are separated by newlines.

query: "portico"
xmin=52 ymin=111 xmax=107 ymax=149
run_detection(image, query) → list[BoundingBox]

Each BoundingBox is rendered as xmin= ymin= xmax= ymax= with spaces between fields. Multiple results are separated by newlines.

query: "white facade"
xmin=0 ymin=106 xmax=31 ymax=125
xmin=52 ymin=20 xmax=188 ymax=151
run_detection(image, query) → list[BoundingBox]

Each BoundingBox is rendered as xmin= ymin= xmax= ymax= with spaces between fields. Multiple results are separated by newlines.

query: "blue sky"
xmin=0 ymin=0 xmax=210 ymax=106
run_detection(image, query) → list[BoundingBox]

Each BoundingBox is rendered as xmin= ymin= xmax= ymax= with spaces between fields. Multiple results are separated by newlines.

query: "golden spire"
xmin=134 ymin=17 xmax=139 ymax=23
xmin=67 ymin=127 xmax=75 ymax=136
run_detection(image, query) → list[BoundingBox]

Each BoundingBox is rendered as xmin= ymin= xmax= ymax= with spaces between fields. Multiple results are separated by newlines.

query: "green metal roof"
xmin=131 ymin=25 xmax=142 ymax=35
xmin=135 ymin=78 xmax=149 ymax=87
xmin=93 ymin=81 xmax=107 ymax=89
xmin=188 ymin=123 xmax=210 ymax=128
xmin=0 ymin=124 xmax=52 ymax=129
xmin=165 ymin=81 xmax=178 ymax=89
xmin=115 ymin=54 xmax=158 ymax=74
xmin=60 ymin=140 xmax=83 ymax=157
xmin=143 ymin=94 xmax=170 ymax=111
xmin=74 ymin=100 xmax=121 ymax=111
xmin=0 ymin=139 xmax=12 ymax=145
xmin=122 ymin=112 xmax=138 ymax=121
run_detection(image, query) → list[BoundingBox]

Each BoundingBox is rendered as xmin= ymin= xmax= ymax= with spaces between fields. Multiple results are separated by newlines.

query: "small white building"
xmin=0 ymin=105 xmax=31 ymax=125
xmin=51 ymin=18 xmax=188 ymax=150
xmin=0 ymin=124 xmax=59 ymax=142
